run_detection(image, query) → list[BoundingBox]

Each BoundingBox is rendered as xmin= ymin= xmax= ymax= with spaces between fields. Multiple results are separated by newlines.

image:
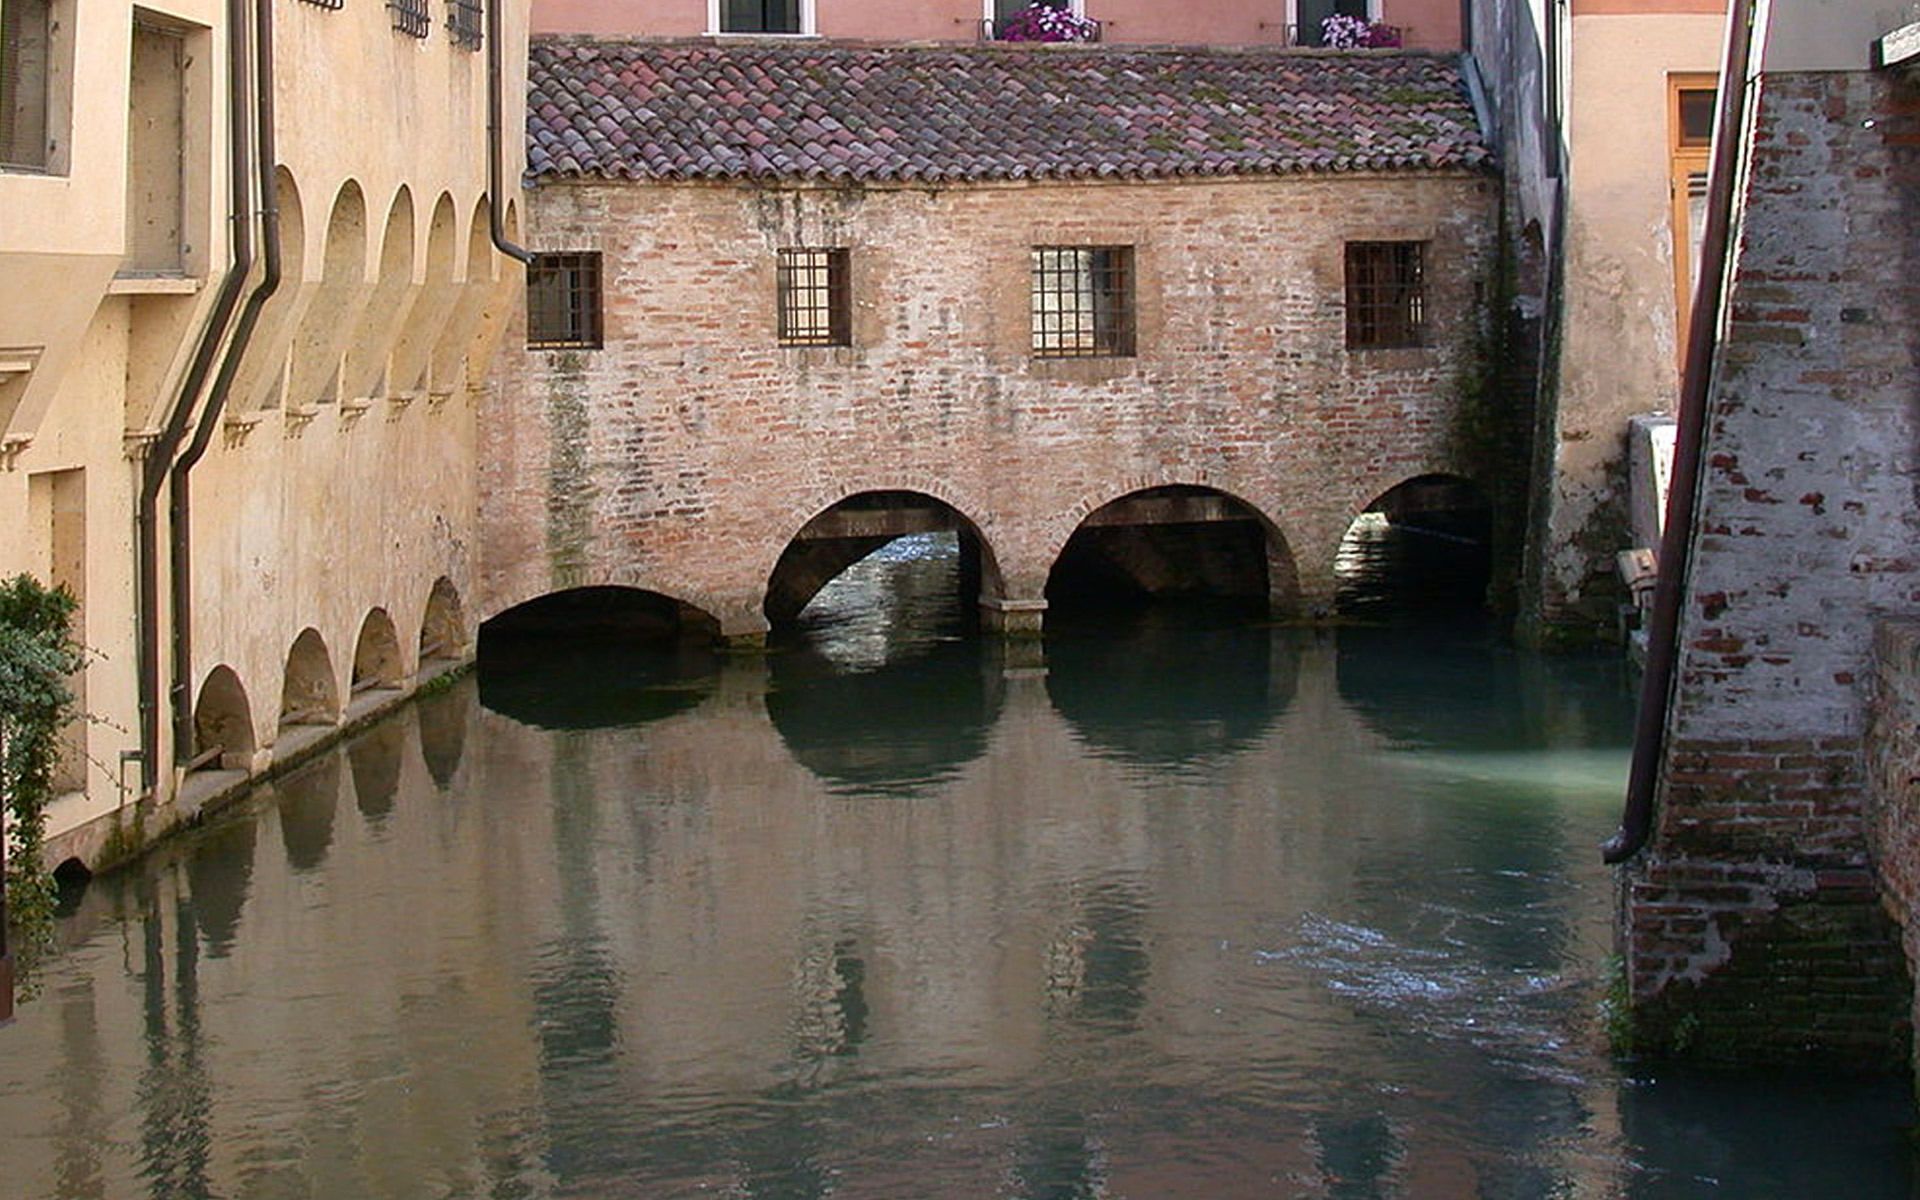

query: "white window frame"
xmin=706 ymin=0 xmax=816 ymax=36
xmin=982 ymin=0 xmax=1087 ymax=20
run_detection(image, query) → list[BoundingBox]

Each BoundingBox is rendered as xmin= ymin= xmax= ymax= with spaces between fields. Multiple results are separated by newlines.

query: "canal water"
xmin=2 ymin=531 xmax=1913 ymax=1198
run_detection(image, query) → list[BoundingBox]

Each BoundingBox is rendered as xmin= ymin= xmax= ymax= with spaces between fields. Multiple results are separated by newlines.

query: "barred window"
xmin=1 ymin=0 xmax=54 ymax=170
xmin=447 ymin=0 xmax=482 ymax=49
xmin=1030 ymin=246 xmax=1134 ymax=358
xmin=527 ymin=252 xmax=603 ymax=350
xmin=296 ymin=0 xmax=344 ymax=9
xmin=388 ymin=0 xmax=430 ymax=37
xmin=777 ymin=248 xmax=850 ymax=347
xmin=1344 ymin=241 xmax=1427 ymax=350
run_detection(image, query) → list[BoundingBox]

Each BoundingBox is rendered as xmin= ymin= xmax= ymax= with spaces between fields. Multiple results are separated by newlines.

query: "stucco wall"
xmin=1532 ymin=9 xmax=1725 ymax=636
xmin=482 ymin=172 xmax=1500 ymax=636
xmin=0 ymin=0 xmax=531 ymax=863
xmin=531 ymin=0 xmax=1460 ymax=49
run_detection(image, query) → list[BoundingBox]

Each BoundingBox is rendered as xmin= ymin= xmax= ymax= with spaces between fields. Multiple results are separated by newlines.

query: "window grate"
xmin=1 ymin=0 xmax=54 ymax=170
xmin=721 ymin=0 xmax=801 ymax=33
xmin=295 ymin=0 xmax=344 ymax=9
xmin=527 ymin=252 xmax=604 ymax=350
xmin=1344 ymin=241 xmax=1427 ymax=350
xmin=1030 ymin=246 xmax=1135 ymax=358
xmin=447 ymin=0 xmax=483 ymax=49
xmin=777 ymin=248 xmax=851 ymax=347
xmin=388 ymin=0 xmax=431 ymax=38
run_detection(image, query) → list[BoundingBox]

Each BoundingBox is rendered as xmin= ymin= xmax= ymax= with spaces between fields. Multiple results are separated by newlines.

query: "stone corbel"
xmin=425 ymin=389 xmax=455 ymax=414
xmin=122 ymin=428 xmax=160 ymax=461
xmin=221 ymin=411 xmax=263 ymax=449
xmin=385 ymin=390 xmax=417 ymax=419
xmin=284 ymin=405 xmax=318 ymax=438
xmin=339 ymin=398 xmax=373 ymax=431
xmin=1 ymin=433 xmax=31 ymax=471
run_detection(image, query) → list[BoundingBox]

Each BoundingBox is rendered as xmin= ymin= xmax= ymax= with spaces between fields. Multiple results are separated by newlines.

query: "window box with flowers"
xmin=988 ymin=2 xmax=1099 ymax=43
xmin=1320 ymin=14 xmax=1402 ymax=48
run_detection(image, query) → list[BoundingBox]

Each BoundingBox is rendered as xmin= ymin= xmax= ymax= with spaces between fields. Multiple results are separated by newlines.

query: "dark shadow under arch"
xmin=1334 ymin=474 xmax=1492 ymax=622
xmin=352 ymin=608 xmax=403 ymax=691
xmin=279 ymin=628 xmax=339 ymax=731
xmin=477 ymin=587 xmax=720 ymax=730
xmin=420 ymin=576 xmax=466 ymax=661
xmin=1046 ymin=486 xmax=1298 ymax=620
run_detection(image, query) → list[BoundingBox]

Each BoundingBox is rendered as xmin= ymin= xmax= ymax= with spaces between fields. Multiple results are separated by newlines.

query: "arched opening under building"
xmin=351 ymin=608 xmax=404 ymax=695
xmin=191 ymin=664 xmax=257 ymax=772
xmin=762 ymin=492 xmax=1001 ymax=794
xmin=764 ymin=491 xmax=996 ymax=639
xmin=1333 ymin=474 xmax=1493 ymax=622
xmin=1045 ymin=486 xmax=1294 ymax=625
xmin=477 ymin=586 xmax=720 ymax=730
xmin=279 ymin=629 xmax=339 ymax=734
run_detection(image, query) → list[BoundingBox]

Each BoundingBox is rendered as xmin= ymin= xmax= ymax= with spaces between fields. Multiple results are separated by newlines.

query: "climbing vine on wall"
xmin=0 ymin=574 xmax=82 ymax=992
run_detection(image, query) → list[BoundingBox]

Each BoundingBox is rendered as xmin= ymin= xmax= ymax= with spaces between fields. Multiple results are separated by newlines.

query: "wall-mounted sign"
xmin=1875 ymin=20 xmax=1920 ymax=69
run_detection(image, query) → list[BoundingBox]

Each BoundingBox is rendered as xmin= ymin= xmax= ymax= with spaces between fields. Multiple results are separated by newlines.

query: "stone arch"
xmin=477 ymin=586 xmax=722 ymax=729
xmin=285 ymin=178 xmax=368 ymax=406
xmin=279 ymin=627 xmax=340 ymax=732
xmin=1334 ymin=473 xmax=1494 ymax=620
xmin=1045 ymin=483 xmax=1302 ymax=619
xmin=388 ymin=192 xmax=461 ymax=398
xmin=419 ymin=575 xmax=466 ymax=661
xmin=232 ymin=165 xmax=309 ymax=412
xmin=350 ymin=608 xmax=404 ymax=692
xmin=192 ymin=664 xmax=257 ymax=771
xmin=428 ymin=196 xmax=501 ymax=399
xmin=339 ymin=185 xmax=418 ymax=403
xmin=763 ymin=489 xmax=1004 ymax=629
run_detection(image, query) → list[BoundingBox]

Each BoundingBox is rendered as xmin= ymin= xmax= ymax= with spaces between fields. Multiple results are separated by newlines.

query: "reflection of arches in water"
xmin=1045 ymin=619 xmax=1295 ymax=774
xmin=348 ymin=719 xmax=405 ymax=825
xmin=185 ymin=817 xmax=257 ymax=958
xmin=274 ymin=754 xmax=341 ymax=873
xmin=1335 ymin=474 xmax=1492 ymax=620
xmin=478 ymin=587 xmax=721 ymax=730
xmin=415 ymin=679 xmax=469 ymax=789
xmin=767 ymin=634 xmax=1001 ymax=797
xmin=1047 ymin=486 xmax=1297 ymax=617
xmin=1044 ymin=881 xmax=1151 ymax=1034
xmin=764 ymin=492 xmax=1000 ymax=630
xmin=1314 ymin=1111 xmax=1403 ymax=1199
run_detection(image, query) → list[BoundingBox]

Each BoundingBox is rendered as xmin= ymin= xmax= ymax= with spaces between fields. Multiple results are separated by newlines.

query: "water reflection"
xmin=0 ymin=596 xmax=1912 ymax=1198
xmin=1046 ymin=611 xmax=1293 ymax=776
xmin=479 ymin=638 xmax=719 ymax=731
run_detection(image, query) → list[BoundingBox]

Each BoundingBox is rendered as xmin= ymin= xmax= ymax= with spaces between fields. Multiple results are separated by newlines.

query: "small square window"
xmin=527 ymin=252 xmax=603 ymax=350
xmin=387 ymin=0 xmax=431 ymax=37
xmin=1344 ymin=241 xmax=1427 ymax=350
xmin=1031 ymin=246 xmax=1135 ymax=358
xmin=447 ymin=0 xmax=483 ymax=49
xmin=777 ymin=248 xmax=850 ymax=347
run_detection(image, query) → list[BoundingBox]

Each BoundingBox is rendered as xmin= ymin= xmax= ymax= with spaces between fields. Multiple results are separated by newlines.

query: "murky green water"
xmin=1 ymin=534 xmax=1912 ymax=1198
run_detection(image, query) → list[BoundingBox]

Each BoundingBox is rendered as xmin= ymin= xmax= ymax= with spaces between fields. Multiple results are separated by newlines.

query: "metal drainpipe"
xmin=166 ymin=0 xmax=280 ymax=764
xmin=1602 ymin=0 xmax=1756 ymax=864
xmin=487 ymin=0 xmax=532 ymax=266
xmin=134 ymin=0 xmax=257 ymax=794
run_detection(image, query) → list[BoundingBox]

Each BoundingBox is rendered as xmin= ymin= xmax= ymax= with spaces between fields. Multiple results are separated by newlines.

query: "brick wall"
xmin=1627 ymin=69 xmax=1920 ymax=1066
xmin=1869 ymin=618 xmax=1920 ymax=1077
xmin=480 ymin=172 xmax=1501 ymax=634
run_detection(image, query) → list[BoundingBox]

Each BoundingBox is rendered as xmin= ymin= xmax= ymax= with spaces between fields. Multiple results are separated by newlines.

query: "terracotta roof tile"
xmin=527 ymin=39 xmax=1494 ymax=184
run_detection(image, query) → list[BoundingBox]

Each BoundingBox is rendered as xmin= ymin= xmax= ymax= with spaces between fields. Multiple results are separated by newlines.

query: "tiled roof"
xmin=527 ymin=39 xmax=1493 ymax=184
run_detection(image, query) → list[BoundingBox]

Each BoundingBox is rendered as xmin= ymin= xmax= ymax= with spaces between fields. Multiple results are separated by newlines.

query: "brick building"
xmin=1618 ymin=2 xmax=1920 ymax=1067
xmin=483 ymin=40 xmax=1503 ymax=638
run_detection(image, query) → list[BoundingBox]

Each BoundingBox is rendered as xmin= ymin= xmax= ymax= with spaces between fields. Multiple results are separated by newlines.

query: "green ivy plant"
xmin=0 ymin=573 xmax=82 ymax=995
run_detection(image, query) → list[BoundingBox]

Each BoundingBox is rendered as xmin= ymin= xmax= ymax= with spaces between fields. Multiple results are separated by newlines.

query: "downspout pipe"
xmin=135 ymin=0 xmax=256 ymax=794
xmin=487 ymin=0 xmax=531 ymax=266
xmin=1602 ymin=0 xmax=1756 ymax=864
xmin=166 ymin=0 xmax=280 ymax=764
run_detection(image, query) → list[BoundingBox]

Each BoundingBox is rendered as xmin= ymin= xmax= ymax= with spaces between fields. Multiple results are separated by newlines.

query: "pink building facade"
xmin=532 ymin=0 xmax=1463 ymax=53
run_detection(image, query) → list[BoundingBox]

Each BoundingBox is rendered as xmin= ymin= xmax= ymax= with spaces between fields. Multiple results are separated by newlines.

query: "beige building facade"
xmin=1 ymin=0 xmax=528 ymax=866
